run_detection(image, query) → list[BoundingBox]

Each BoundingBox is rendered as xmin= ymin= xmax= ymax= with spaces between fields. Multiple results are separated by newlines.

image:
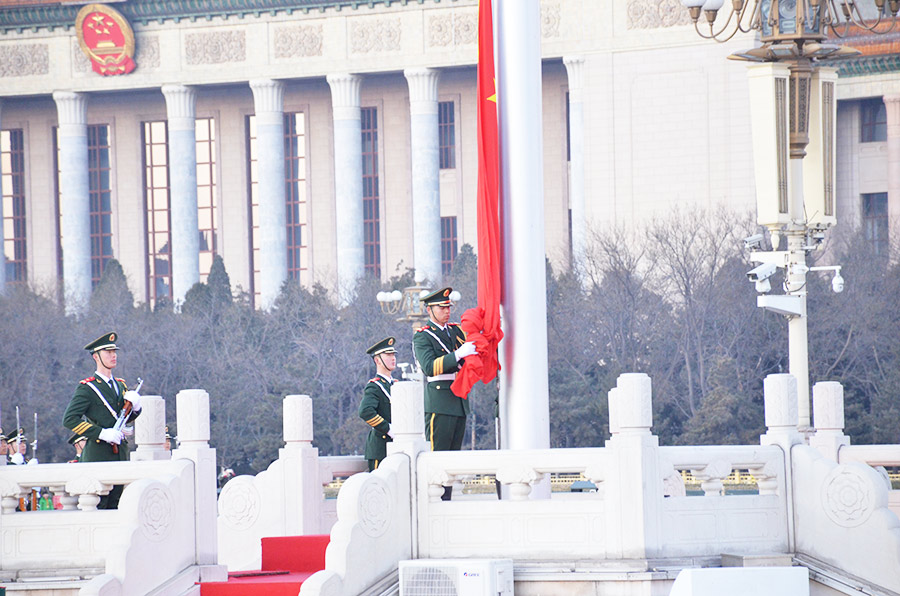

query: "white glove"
xmin=124 ymin=390 xmax=142 ymax=412
xmin=387 ymin=428 xmax=395 ymax=439
xmin=454 ymin=341 xmax=477 ymax=360
xmin=98 ymin=428 xmax=123 ymax=445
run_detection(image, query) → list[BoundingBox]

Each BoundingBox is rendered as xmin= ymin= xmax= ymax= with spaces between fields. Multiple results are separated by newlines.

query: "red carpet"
xmin=200 ymin=534 xmax=329 ymax=596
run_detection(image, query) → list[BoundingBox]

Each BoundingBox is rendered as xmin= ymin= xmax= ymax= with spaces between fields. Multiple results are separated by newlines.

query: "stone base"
xmin=721 ymin=553 xmax=795 ymax=567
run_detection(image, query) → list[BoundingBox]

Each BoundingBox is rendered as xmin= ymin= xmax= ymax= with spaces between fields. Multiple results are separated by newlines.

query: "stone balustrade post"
xmin=133 ymin=395 xmax=168 ymax=461
xmin=280 ymin=394 xmax=321 ymax=534
xmin=174 ymin=389 xmax=219 ymax=567
xmin=603 ymin=373 xmax=661 ymax=558
xmin=759 ymin=373 xmax=802 ymax=551
xmin=761 ymin=374 xmax=804 ymax=449
xmin=387 ymin=381 xmax=428 ymax=458
xmin=809 ymin=381 xmax=850 ymax=461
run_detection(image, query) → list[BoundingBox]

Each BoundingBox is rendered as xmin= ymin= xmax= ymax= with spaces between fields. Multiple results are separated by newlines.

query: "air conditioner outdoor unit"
xmin=399 ymin=558 xmax=514 ymax=596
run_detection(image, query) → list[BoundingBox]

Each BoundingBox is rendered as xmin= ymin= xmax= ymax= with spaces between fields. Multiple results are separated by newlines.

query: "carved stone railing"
xmin=0 ymin=389 xmax=226 ymax=595
xmin=216 ymin=394 xmax=367 ymax=571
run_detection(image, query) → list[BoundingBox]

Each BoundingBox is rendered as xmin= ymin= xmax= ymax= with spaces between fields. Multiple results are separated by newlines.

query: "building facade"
xmin=0 ymin=0 xmax=897 ymax=309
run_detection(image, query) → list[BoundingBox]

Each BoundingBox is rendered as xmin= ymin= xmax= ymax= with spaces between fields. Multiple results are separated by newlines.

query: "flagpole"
xmin=496 ymin=0 xmax=551 ymax=485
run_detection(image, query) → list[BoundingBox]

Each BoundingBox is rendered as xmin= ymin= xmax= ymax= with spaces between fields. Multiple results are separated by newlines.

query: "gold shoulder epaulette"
xmin=368 ymin=377 xmax=379 ymax=383
xmin=415 ymin=325 xmax=429 ymax=333
xmin=116 ymin=377 xmax=127 ymax=389
xmin=79 ymin=376 xmax=96 ymax=385
xmin=448 ymin=322 xmax=460 ymax=327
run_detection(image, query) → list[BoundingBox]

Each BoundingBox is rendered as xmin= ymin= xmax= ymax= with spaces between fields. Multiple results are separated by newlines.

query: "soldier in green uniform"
xmin=62 ymin=332 xmax=142 ymax=509
xmin=413 ymin=287 xmax=476 ymax=500
xmin=358 ymin=337 xmax=397 ymax=472
xmin=0 ymin=429 xmax=7 ymax=464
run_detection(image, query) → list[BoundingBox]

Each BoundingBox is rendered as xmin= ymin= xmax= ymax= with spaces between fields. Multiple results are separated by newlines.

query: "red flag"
xmin=452 ymin=0 xmax=503 ymax=398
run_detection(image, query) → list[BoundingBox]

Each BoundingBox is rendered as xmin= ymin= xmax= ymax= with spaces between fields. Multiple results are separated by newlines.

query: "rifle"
xmin=31 ymin=412 xmax=37 ymax=462
xmin=111 ymin=378 xmax=143 ymax=455
xmin=15 ymin=406 xmax=20 ymax=453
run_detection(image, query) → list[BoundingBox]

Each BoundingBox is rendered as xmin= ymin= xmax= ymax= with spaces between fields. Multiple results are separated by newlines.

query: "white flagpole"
xmin=496 ymin=0 xmax=551 ymax=477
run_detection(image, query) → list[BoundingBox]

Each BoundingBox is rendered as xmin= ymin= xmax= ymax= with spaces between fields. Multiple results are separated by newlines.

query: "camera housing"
xmin=747 ymin=262 xmax=777 ymax=282
xmin=743 ymin=233 xmax=764 ymax=251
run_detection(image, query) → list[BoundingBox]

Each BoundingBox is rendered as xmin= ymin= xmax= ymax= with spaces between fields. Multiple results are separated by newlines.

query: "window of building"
xmin=441 ymin=216 xmax=458 ymax=275
xmin=195 ymin=117 xmax=218 ymax=283
xmin=284 ymin=113 xmax=308 ymax=283
xmin=361 ymin=106 xmax=381 ymax=277
xmin=860 ymin=98 xmax=886 ymax=143
xmin=143 ymin=120 xmax=171 ymax=305
xmin=1 ymin=129 xmax=26 ymax=286
xmin=862 ymin=192 xmax=889 ymax=255
xmin=87 ymin=124 xmax=113 ymax=284
xmin=142 ymin=118 xmax=218 ymax=305
xmin=439 ymin=100 xmax=456 ymax=169
xmin=246 ymin=111 xmax=309 ymax=304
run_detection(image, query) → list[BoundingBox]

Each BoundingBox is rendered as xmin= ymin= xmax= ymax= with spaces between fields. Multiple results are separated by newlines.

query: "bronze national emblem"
xmin=75 ymin=4 xmax=136 ymax=76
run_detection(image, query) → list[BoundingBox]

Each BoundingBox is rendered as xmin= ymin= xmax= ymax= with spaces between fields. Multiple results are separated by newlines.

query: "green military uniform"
xmin=61 ymin=332 xmax=139 ymax=509
xmin=413 ymin=287 xmax=469 ymax=452
xmin=358 ymin=337 xmax=396 ymax=472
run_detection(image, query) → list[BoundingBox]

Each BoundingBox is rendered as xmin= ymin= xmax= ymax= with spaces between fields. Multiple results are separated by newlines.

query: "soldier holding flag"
xmin=62 ymin=332 xmax=142 ymax=509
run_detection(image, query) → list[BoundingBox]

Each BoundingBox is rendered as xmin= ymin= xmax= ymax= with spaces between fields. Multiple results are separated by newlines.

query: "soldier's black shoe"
xmin=441 ymin=486 xmax=452 ymax=501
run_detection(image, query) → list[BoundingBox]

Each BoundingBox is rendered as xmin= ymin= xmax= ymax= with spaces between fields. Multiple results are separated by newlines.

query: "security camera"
xmin=832 ymin=273 xmax=844 ymax=293
xmin=743 ymin=233 xmax=764 ymax=251
xmin=747 ymin=262 xmax=777 ymax=282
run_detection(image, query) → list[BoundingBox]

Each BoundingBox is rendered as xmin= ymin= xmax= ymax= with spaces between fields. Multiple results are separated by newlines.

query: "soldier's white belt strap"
xmin=427 ymin=373 xmax=457 ymax=382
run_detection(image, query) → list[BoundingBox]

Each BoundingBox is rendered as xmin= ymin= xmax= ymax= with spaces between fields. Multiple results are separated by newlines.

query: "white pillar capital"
xmin=404 ymin=67 xmax=440 ymax=115
xmin=327 ymin=73 xmax=362 ymax=120
xmin=52 ymin=91 xmax=87 ymax=126
xmin=250 ymin=79 xmax=285 ymax=117
xmin=563 ymin=55 xmax=585 ymax=102
xmin=162 ymin=84 xmax=197 ymax=130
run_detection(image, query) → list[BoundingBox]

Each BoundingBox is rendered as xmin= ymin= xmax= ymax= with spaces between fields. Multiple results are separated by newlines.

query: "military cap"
xmin=0 ymin=428 xmax=6 ymax=442
xmin=7 ymin=427 xmax=25 ymax=444
xmin=84 ymin=332 xmax=120 ymax=353
xmin=421 ymin=287 xmax=453 ymax=307
xmin=67 ymin=433 xmax=88 ymax=445
xmin=366 ymin=337 xmax=398 ymax=356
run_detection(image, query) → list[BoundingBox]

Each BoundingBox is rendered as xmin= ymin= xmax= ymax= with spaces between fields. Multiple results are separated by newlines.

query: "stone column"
xmin=404 ymin=68 xmax=442 ymax=284
xmin=563 ymin=56 xmax=586 ymax=272
xmin=327 ymin=74 xmax=364 ymax=302
xmin=250 ymin=80 xmax=288 ymax=309
xmin=162 ymin=84 xmax=200 ymax=308
xmin=604 ymin=373 xmax=662 ymax=559
xmin=53 ymin=91 xmax=92 ymax=315
xmin=132 ymin=395 xmax=168 ymax=461
xmin=173 ymin=389 xmax=218 ymax=567
xmin=884 ymin=95 xmax=900 ymax=234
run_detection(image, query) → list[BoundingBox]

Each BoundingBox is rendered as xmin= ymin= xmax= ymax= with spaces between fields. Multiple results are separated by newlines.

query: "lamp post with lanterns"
xmin=680 ymin=0 xmax=892 ymax=429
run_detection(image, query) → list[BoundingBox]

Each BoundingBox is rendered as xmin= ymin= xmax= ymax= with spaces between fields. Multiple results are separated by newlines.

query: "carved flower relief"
xmin=136 ymin=36 xmax=161 ymax=69
xmin=140 ymin=485 xmax=174 ymax=541
xmin=185 ymin=30 xmax=246 ymax=66
xmin=823 ymin=466 xmax=876 ymax=527
xmin=274 ymin=24 xmax=324 ymax=59
xmin=219 ymin=477 xmax=261 ymax=530
xmin=0 ymin=43 xmax=49 ymax=77
xmin=427 ymin=12 xmax=477 ymax=48
xmin=541 ymin=2 xmax=561 ymax=38
xmin=350 ymin=19 xmax=401 ymax=54
xmin=627 ymin=0 xmax=692 ymax=29
xmin=357 ymin=476 xmax=392 ymax=538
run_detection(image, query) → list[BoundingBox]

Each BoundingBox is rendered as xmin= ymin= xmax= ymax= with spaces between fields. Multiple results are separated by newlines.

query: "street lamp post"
xmin=681 ymin=0 xmax=893 ymax=429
